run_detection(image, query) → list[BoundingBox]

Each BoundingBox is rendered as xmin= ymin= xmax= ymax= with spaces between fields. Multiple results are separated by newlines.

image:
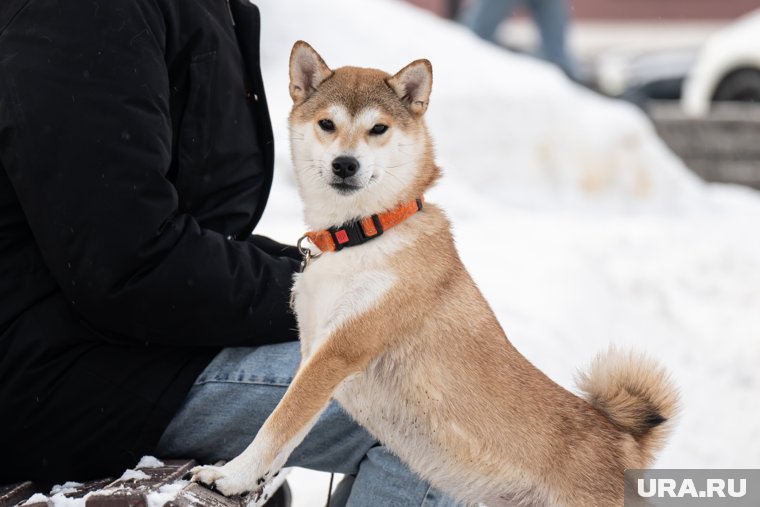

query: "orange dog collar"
xmin=303 ymin=196 xmax=424 ymax=253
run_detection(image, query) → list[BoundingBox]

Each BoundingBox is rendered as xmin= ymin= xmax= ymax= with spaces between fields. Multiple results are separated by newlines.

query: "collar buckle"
xmin=328 ymin=214 xmax=383 ymax=251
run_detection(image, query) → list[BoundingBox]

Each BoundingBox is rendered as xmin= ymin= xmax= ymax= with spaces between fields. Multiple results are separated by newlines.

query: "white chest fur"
xmin=291 ymin=231 xmax=409 ymax=359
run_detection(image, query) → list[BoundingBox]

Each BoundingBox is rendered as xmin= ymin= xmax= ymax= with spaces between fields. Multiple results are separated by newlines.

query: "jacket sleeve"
xmin=0 ymin=0 xmax=299 ymax=346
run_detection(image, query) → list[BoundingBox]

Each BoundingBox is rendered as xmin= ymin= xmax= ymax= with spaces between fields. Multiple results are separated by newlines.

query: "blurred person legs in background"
xmin=459 ymin=0 xmax=576 ymax=78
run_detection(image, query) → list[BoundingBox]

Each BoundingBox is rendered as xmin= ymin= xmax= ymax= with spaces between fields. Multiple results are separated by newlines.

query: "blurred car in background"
xmin=593 ymin=9 xmax=760 ymax=113
xmin=594 ymin=47 xmax=697 ymax=106
xmin=682 ymin=9 xmax=760 ymax=117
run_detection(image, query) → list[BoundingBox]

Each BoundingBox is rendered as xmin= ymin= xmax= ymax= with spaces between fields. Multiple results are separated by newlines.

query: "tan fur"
xmin=577 ymin=349 xmax=679 ymax=466
xmin=191 ymin=41 xmax=679 ymax=507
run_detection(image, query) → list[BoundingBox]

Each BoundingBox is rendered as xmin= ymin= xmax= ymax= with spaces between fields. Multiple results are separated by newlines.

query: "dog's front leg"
xmin=190 ymin=330 xmax=378 ymax=498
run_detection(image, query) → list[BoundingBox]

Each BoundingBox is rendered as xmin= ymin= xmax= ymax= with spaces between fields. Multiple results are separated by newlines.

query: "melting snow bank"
xmin=258 ymin=0 xmax=704 ymax=211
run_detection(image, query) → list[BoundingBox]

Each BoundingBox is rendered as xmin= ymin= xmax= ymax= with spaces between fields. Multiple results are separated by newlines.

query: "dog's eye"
xmin=318 ymin=119 xmax=335 ymax=132
xmin=370 ymin=124 xmax=388 ymax=135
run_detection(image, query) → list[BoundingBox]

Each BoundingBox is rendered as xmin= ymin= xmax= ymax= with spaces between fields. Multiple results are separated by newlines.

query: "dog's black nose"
xmin=332 ymin=156 xmax=359 ymax=178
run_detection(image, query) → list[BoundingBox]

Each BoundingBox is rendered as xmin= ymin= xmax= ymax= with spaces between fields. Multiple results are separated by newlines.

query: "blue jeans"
xmin=459 ymin=0 xmax=575 ymax=78
xmin=156 ymin=342 xmax=462 ymax=506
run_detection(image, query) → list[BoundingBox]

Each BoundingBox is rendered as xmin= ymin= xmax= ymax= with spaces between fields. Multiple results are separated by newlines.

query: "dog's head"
xmin=288 ymin=41 xmax=439 ymax=229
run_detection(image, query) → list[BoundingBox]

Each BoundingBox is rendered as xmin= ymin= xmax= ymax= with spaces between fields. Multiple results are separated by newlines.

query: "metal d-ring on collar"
xmin=297 ymin=235 xmax=321 ymax=273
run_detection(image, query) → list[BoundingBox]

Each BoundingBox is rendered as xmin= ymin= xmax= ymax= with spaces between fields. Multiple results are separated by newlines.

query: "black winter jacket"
xmin=0 ymin=0 xmax=299 ymax=486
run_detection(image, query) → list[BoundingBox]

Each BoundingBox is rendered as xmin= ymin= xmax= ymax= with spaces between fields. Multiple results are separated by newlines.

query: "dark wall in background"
xmin=568 ymin=0 xmax=758 ymax=20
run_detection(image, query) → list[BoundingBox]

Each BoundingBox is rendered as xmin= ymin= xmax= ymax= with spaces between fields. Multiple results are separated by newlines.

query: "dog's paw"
xmin=190 ymin=464 xmax=259 ymax=498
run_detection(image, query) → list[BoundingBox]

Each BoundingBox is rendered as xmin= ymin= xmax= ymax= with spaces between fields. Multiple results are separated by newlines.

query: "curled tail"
xmin=577 ymin=348 xmax=679 ymax=466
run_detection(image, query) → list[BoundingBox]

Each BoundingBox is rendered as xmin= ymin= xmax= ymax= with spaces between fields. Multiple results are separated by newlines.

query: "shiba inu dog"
xmin=191 ymin=41 xmax=678 ymax=506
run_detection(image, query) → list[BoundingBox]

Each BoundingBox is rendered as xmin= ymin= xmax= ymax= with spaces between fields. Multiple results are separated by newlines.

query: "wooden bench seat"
xmin=0 ymin=459 xmax=290 ymax=507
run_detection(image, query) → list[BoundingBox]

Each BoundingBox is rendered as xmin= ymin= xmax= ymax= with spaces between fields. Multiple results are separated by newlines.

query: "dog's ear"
xmin=289 ymin=41 xmax=333 ymax=105
xmin=387 ymin=59 xmax=433 ymax=116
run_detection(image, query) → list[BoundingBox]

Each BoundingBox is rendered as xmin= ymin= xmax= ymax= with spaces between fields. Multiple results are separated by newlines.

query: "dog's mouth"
xmin=327 ymin=172 xmax=379 ymax=195
xmin=329 ymin=181 xmax=363 ymax=195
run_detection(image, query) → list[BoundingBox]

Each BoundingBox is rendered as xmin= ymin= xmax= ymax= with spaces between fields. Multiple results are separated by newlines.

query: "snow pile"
xmin=118 ymin=468 xmax=150 ymax=481
xmin=253 ymin=0 xmax=760 ymax=483
xmin=23 ymin=494 xmax=50 ymax=505
xmin=258 ymin=0 xmax=703 ymax=212
xmin=145 ymin=482 xmax=187 ymax=507
xmin=49 ymin=482 xmax=84 ymax=496
xmin=25 ymin=457 xmax=184 ymax=507
xmin=135 ymin=456 xmax=165 ymax=469
xmin=22 ymin=491 xmax=87 ymax=507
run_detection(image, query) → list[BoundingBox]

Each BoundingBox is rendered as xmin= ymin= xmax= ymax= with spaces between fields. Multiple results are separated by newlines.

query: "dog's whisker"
xmin=396 ymin=145 xmax=425 ymax=155
xmin=370 ymin=159 xmax=418 ymax=170
xmin=385 ymin=162 xmax=414 ymax=169
xmin=379 ymin=170 xmax=406 ymax=185
xmin=294 ymin=158 xmax=327 ymax=163
xmin=305 ymin=164 xmax=327 ymax=175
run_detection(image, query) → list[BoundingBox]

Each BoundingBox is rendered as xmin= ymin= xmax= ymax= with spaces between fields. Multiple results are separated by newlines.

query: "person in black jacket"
xmin=0 ymin=1 xmax=461 ymax=505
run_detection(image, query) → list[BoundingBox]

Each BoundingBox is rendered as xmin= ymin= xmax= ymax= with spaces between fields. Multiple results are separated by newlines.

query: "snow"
xmin=23 ymin=493 xmax=49 ymax=505
xmin=49 ymin=482 xmax=83 ymax=496
xmin=145 ymin=481 xmax=187 ymax=507
xmin=25 ymin=462 xmax=185 ymax=507
xmin=257 ymin=0 xmax=704 ymax=215
xmin=118 ymin=468 xmax=150 ymax=481
xmin=22 ymin=484 xmax=185 ymax=507
xmin=250 ymin=1 xmax=760 ymax=501
xmin=23 ymin=491 xmax=88 ymax=507
xmin=135 ymin=455 xmax=165 ymax=469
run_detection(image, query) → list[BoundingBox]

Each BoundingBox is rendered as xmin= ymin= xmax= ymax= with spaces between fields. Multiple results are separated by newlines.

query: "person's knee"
xmin=156 ymin=343 xmax=303 ymax=461
xmin=345 ymin=445 xmax=464 ymax=506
